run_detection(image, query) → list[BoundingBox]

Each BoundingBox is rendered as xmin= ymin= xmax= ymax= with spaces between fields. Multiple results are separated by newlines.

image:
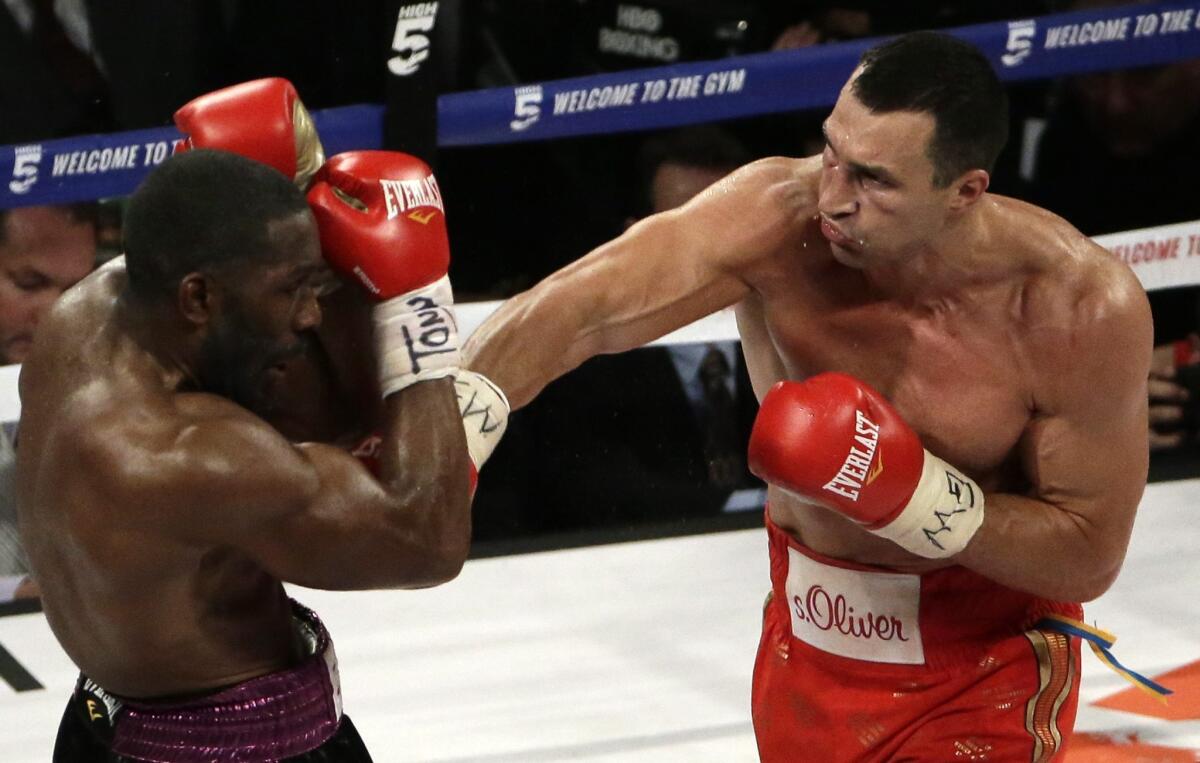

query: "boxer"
xmin=466 ymin=32 xmax=1152 ymax=761
xmin=21 ymin=147 xmax=504 ymax=761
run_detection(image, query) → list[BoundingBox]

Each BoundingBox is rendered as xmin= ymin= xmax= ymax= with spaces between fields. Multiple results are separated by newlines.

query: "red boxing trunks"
xmin=53 ymin=601 xmax=371 ymax=762
xmin=753 ymin=512 xmax=1083 ymax=762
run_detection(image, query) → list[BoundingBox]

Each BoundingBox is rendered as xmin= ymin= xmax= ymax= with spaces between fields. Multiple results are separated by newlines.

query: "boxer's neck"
xmin=113 ymin=292 xmax=201 ymax=393
xmin=861 ymin=199 xmax=1006 ymax=305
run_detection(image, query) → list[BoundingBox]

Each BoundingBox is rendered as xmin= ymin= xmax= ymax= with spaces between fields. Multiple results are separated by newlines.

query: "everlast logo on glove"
xmin=380 ymin=176 xmax=444 ymax=220
xmin=822 ymin=409 xmax=882 ymax=501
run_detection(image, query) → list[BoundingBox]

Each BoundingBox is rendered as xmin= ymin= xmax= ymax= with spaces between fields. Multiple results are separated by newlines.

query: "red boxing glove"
xmin=307 ymin=151 xmax=458 ymax=397
xmin=748 ymin=373 xmax=985 ymax=558
xmin=174 ymin=77 xmax=325 ymax=187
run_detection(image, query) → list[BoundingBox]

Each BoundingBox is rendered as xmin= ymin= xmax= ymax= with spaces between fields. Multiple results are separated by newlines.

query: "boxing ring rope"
xmin=1 ymin=0 xmax=1199 ymax=422
xmin=0 ymin=6 xmax=1198 ymax=760
xmin=0 ymin=217 xmax=1193 ymax=423
xmin=4 ymin=1 xmax=1200 ymax=208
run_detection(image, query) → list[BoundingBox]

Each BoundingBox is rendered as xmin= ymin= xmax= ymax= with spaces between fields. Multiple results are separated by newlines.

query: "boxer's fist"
xmin=174 ymin=77 xmax=325 ymax=187
xmin=454 ymin=370 xmax=509 ymax=476
xmin=748 ymin=373 xmax=984 ymax=558
xmin=347 ymin=369 xmax=509 ymax=493
xmin=306 ymin=151 xmax=449 ymax=300
xmin=306 ymin=151 xmax=458 ymax=397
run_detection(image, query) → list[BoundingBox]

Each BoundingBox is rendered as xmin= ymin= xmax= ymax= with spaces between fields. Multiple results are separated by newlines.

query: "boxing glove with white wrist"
xmin=307 ymin=151 xmax=508 ymax=479
xmin=748 ymin=373 xmax=984 ymax=559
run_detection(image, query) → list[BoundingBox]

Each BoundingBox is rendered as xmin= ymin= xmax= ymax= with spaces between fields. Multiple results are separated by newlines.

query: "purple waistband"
xmin=90 ymin=601 xmax=343 ymax=762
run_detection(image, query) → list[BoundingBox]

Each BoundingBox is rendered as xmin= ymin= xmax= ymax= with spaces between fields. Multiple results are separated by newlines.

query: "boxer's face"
xmin=0 ymin=207 xmax=95 ymax=364
xmin=817 ymin=80 xmax=959 ymax=268
xmin=196 ymin=212 xmax=329 ymax=416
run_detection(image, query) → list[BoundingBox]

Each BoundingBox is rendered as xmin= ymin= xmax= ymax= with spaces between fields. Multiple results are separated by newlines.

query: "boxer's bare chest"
xmin=747 ymin=274 xmax=1034 ymax=483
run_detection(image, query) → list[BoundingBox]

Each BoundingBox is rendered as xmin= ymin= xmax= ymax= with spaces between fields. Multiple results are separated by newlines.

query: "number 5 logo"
xmin=510 ymin=86 xmax=543 ymax=132
xmin=388 ymin=3 xmax=439 ymax=77
xmin=9 ymin=145 xmax=42 ymax=195
xmin=1001 ymin=20 xmax=1036 ymax=68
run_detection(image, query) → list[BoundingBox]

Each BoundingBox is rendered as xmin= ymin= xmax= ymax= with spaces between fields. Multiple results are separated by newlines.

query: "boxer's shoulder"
xmin=717 ymin=155 xmax=820 ymax=214
xmin=25 ymin=258 xmax=123 ymax=362
xmin=73 ymin=391 xmax=309 ymax=517
xmin=673 ymin=156 xmax=818 ymax=267
xmin=989 ymin=195 xmax=1142 ymax=316
xmin=996 ymin=207 xmax=1152 ymax=396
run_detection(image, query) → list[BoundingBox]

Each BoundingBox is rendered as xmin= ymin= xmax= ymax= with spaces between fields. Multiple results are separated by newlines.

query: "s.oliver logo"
xmin=784 ymin=547 xmax=924 ymax=664
xmin=792 ymin=584 xmax=909 ymax=642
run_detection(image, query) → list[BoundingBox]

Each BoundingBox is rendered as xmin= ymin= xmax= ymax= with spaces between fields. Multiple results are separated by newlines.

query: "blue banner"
xmin=4 ymin=1 xmax=1200 ymax=208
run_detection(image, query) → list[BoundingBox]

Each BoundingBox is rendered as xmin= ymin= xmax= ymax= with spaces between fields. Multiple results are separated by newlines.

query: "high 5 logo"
xmin=389 ymin=2 xmax=439 ymax=77
xmin=510 ymin=86 xmax=543 ymax=132
xmin=1001 ymin=20 xmax=1037 ymax=67
xmin=8 ymin=145 xmax=42 ymax=195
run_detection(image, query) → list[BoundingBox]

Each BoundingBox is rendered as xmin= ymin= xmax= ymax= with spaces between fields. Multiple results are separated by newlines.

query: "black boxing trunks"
xmin=52 ymin=601 xmax=372 ymax=762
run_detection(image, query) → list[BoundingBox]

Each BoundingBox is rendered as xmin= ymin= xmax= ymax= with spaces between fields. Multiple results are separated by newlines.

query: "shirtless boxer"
xmin=466 ymin=32 xmax=1152 ymax=761
xmin=18 ymin=146 xmax=506 ymax=762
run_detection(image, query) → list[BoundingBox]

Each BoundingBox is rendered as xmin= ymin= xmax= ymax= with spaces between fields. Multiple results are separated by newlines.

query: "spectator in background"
xmin=1148 ymin=318 xmax=1200 ymax=454
xmin=1031 ymin=37 xmax=1200 ymax=232
xmin=0 ymin=205 xmax=98 ymax=366
xmin=1030 ymin=0 xmax=1200 ymax=462
xmin=0 ymin=0 xmax=112 ymax=143
xmin=0 ymin=204 xmax=97 ymax=602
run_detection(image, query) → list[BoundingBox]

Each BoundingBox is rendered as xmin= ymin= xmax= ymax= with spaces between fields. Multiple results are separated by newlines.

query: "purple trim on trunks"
xmin=103 ymin=601 xmax=342 ymax=762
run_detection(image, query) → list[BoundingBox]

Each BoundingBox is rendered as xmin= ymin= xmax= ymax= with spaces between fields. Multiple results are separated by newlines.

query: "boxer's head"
xmin=0 ymin=205 xmax=96 ymax=365
xmin=124 ymin=149 xmax=329 ymax=414
xmin=817 ymin=31 xmax=1008 ymax=266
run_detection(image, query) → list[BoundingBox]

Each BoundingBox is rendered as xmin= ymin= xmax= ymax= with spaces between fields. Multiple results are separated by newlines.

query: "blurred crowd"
xmin=2 ymin=0 xmax=1199 ymax=599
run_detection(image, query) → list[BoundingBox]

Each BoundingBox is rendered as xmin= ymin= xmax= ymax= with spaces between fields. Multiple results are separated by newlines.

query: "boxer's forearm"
xmin=954 ymin=492 xmax=1133 ymax=603
xmin=373 ymin=379 xmax=473 ymax=585
xmin=465 ymin=278 xmax=606 ymax=410
xmin=281 ymin=380 xmax=473 ymax=591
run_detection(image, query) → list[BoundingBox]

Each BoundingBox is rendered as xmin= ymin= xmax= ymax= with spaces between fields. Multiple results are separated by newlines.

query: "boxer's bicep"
xmin=1021 ymin=308 xmax=1150 ymax=572
xmin=467 ymin=194 xmax=762 ymax=408
xmin=585 ymin=207 xmax=753 ymax=349
xmin=246 ymin=381 xmax=471 ymax=590
xmin=248 ymin=442 xmax=465 ymax=589
xmin=581 ymin=159 xmax=803 ymax=353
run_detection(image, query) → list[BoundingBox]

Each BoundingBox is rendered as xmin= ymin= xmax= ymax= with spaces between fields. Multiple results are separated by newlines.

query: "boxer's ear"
xmin=177 ymin=272 xmax=216 ymax=326
xmin=947 ymin=168 xmax=989 ymax=211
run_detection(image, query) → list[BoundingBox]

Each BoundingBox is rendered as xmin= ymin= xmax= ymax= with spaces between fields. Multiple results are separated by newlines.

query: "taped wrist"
xmin=374 ymin=274 xmax=460 ymax=397
xmin=454 ymin=370 xmax=510 ymax=469
xmin=869 ymin=451 xmax=985 ymax=559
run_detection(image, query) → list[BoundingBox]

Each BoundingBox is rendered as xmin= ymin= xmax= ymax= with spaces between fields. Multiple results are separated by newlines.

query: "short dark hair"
xmin=635 ymin=126 xmax=752 ymax=216
xmin=123 ymin=149 xmax=309 ymax=299
xmin=0 ymin=202 xmax=99 ymax=247
xmin=854 ymin=31 xmax=1009 ymax=187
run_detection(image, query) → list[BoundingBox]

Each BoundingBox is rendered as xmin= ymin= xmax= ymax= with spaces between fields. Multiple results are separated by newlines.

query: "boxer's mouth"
xmin=819 ymin=216 xmax=857 ymax=248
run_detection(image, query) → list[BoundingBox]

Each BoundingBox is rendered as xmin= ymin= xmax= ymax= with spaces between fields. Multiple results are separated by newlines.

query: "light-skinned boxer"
xmin=467 ymin=32 xmax=1152 ymax=761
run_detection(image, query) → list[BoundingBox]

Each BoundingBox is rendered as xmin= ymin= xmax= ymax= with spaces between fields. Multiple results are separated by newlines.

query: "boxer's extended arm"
xmin=956 ymin=291 xmax=1152 ymax=602
xmin=466 ymin=157 xmax=813 ymax=408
